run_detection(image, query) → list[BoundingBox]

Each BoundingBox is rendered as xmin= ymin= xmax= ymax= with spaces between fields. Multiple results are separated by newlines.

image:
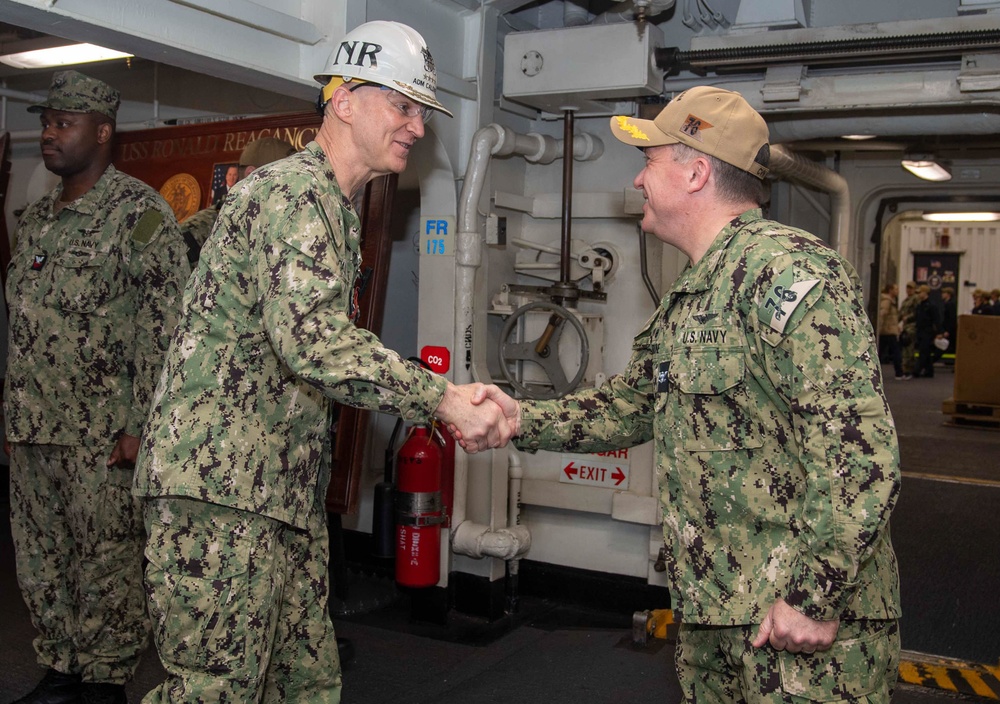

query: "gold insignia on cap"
xmin=615 ymin=116 xmax=649 ymax=141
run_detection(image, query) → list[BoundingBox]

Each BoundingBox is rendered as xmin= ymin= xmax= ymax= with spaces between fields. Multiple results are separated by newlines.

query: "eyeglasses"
xmin=352 ymin=83 xmax=433 ymax=122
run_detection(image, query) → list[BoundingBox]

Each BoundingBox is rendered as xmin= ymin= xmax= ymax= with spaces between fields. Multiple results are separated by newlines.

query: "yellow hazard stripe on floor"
xmin=899 ymin=652 xmax=1000 ymax=699
xmin=645 ymin=616 xmax=999 ymax=699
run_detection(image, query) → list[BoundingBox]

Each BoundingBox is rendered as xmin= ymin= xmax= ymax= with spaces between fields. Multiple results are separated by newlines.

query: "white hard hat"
xmin=314 ymin=21 xmax=452 ymax=117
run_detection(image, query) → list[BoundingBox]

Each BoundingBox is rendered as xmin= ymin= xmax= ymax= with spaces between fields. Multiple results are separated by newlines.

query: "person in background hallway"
xmin=133 ymin=21 xmax=512 ymax=702
xmin=991 ymin=288 xmax=1000 ymax=314
xmin=179 ymin=137 xmax=296 ymax=265
xmin=914 ymin=284 xmax=940 ymax=378
xmin=898 ymin=280 xmax=918 ymax=379
xmin=3 ymin=70 xmax=190 ymax=704
xmin=878 ymin=283 xmax=904 ymax=379
xmin=971 ymin=288 xmax=992 ymax=315
xmin=467 ymin=86 xmax=901 ymax=703
xmin=936 ymin=286 xmax=957 ymax=360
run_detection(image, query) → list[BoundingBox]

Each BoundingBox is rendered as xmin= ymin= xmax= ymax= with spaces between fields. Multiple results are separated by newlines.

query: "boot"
xmin=78 ymin=684 xmax=126 ymax=704
xmin=9 ymin=669 xmax=81 ymax=704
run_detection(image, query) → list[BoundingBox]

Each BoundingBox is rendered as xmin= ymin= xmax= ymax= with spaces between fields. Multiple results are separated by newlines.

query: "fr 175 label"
xmin=420 ymin=217 xmax=455 ymax=256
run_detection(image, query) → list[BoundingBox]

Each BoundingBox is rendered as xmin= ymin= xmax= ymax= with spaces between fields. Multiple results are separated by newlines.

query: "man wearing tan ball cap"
xmin=472 ymin=85 xmax=901 ymax=702
xmin=610 ymin=84 xmax=769 ymax=179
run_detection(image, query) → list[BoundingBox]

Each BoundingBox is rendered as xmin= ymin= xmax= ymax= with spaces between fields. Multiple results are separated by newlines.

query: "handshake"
xmin=434 ymin=382 xmax=521 ymax=454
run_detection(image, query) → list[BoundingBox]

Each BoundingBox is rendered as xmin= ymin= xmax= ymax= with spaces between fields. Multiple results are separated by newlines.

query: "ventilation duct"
xmin=656 ymin=15 xmax=1000 ymax=72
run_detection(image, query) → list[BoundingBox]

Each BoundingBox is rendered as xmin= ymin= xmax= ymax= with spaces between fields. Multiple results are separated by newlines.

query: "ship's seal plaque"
xmin=159 ymin=173 xmax=202 ymax=222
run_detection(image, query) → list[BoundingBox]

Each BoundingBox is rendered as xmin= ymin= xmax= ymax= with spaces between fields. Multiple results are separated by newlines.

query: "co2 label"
xmin=421 ymin=346 xmax=451 ymax=374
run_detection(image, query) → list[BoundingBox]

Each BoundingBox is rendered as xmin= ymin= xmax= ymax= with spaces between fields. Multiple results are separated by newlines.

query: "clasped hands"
xmin=434 ymin=383 xmax=520 ymax=454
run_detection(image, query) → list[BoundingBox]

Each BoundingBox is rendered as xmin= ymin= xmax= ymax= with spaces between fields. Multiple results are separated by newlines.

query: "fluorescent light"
xmin=922 ymin=212 xmax=1000 ymax=222
xmin=901 ymin=159 xmax=952 ymax=182
xmin=0 ymin=43 xmax=132 ymax=70
xmin=841 ymin=134 xmax=877 ymax=140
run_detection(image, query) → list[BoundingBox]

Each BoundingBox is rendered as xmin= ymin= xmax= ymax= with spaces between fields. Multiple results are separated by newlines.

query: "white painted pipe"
xmin=452 ymin=451 xmax=531 ymax=561
xmin=0 ymin=86 xmax=46 ymax=104
xmin=451 ymin=124 xmax=603 ymax=554
xmin=451 ymin=124 xmax=505 ymax=532
xmin=452 ymin=520 xmax=531 ymax=560
xmin=451 ymin=124 xmax=603 ymax=531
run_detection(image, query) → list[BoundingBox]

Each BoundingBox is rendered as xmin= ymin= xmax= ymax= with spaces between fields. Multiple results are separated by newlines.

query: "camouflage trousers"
xmin=8 ymin=443 xmax=149 ymax=683
xmin=675 ymin=619 xmax=899 ymax=703
xmin=901 ymin=335 xmax=917 ymax=374
xmin=142 ymin=497 xmax=341 ymax=703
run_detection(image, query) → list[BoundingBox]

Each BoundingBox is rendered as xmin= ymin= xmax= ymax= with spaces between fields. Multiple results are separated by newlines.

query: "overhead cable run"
xmin=656 ymin=27 xmax=1000 ymax=72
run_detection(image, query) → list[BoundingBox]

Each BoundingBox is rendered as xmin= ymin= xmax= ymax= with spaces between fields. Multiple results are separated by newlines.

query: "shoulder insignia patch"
xmin=131 ymin=210 xmax=164 ymax=246
xmin=757 ymin=267 xmax=820 ymax=334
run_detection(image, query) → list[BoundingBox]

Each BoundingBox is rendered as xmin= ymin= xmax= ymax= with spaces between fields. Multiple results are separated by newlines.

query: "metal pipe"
xmin=638 ymin=226 xmax=660 ymax=305
xmin=451 ymin=451 xmax=531 ymax=561
xmin=560 ymin=109 xmax=575 ymax=284
xmin=453 ymin=125 xmax=560 ymax=531
xmin=0 ymin=86 xmax=46 ymax=104
xmin=769 ymin=144 xmax=851 ymax=258
xmin=451 ymin=123 xmax=602 ymax=560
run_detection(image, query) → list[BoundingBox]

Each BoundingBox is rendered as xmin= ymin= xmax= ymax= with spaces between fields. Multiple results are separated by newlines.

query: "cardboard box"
xmin=953 ymin=314 xmax=1000 ymax=405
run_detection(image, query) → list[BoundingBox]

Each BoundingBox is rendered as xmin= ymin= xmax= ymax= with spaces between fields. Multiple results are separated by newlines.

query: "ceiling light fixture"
xmin=0 ymin=43 xmax=133 ymax=70
xmin=841 ymin=134 xmax=877 ymax=140
xmin=921 ymin=212 xmax=1000 ymax=222
xmin=901 ymin=158 xmax=952 ymax=182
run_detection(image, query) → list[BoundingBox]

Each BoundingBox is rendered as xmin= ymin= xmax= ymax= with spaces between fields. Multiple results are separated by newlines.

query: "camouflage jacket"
xmin=4 ymin=165 xmax=189 ymax=446
xmin=178 ymin=203 xmax=220 ymax=266
xmin=899 ymin=293 xmax=919 ymax=335
xmin=134 ymin=141 xmax=447 ymax=529
xmin=516 ymin=209 xmax=901 ymax=626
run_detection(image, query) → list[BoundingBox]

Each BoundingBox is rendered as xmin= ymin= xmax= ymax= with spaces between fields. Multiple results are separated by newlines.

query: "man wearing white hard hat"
xmin=134 ymin=21 xmax=512 ymax=701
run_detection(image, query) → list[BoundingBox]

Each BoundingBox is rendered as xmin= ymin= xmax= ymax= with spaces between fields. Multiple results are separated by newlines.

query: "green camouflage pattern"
xmin=178 ymin=204 xmax=219 ymax=265
xmin=143 ymin=497 xmax=340 ymax=702
xmin=898 ymin=293 xmax=919 ymax=375
xmin=517 ymin=209 xmax=901 ymax=626
xmin=675 ymin=619 xmax=899 ymax=702
xmin=9 ymin=443 xmax=149 ymax=683
xmin=4 ymin=164 xmax=189 ymax=445
xmin=180 ymin=139 xmax=295 ymax=267
xmin=134 ymin=141 xmax=447 ymax=530
xmin=28 ymin=69 xmax=121 ymax=121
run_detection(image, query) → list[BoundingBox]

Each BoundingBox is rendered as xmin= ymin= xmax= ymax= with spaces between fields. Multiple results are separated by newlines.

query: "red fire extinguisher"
xmin=430 ymin=424 xmax=455 ymax=524
xmin=395 ymin=425 xmax=445 ymax=587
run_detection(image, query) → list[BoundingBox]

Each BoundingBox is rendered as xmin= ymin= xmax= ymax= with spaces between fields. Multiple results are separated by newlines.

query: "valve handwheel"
xmin=499 ymin=301 xmax=589 ymax=399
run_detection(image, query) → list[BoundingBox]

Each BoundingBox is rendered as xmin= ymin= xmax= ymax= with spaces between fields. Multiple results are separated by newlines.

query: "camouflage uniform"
xmin=179 ymin=139 xmax=295 ymax=267
xmin=516 ymin=209 xmax=901 ymax=702
xmin=178 ymin=203 xmax=220 ymax=266
xmin=5 ymin=160 xmax=189 ymax=684
xmin=898 ymin=293 xmax=919 ymax=375
xmin=134 ymin=141 xmax=447 ymax=701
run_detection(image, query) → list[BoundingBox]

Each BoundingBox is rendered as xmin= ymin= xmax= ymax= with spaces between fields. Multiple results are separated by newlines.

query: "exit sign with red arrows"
xmin=558 ymin=450 xmax=630 ymax=490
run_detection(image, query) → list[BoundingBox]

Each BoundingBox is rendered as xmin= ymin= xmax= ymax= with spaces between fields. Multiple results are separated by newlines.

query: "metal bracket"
xmin=762 ymin=64 xmax=806 ymax=103
xmin=959 ymin=53 xmax=1000 ymax=92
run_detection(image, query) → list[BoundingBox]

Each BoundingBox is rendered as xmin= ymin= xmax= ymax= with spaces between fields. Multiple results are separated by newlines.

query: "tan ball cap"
xmin=610 ymin=86 xmax=769 ymax=179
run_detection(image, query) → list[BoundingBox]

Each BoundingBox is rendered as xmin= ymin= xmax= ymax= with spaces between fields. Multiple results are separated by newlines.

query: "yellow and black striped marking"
xmin=899 ymin=652 xmax=1000 ymax=700
xmin=637 ymin=611 xmax=1000 ymax=699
